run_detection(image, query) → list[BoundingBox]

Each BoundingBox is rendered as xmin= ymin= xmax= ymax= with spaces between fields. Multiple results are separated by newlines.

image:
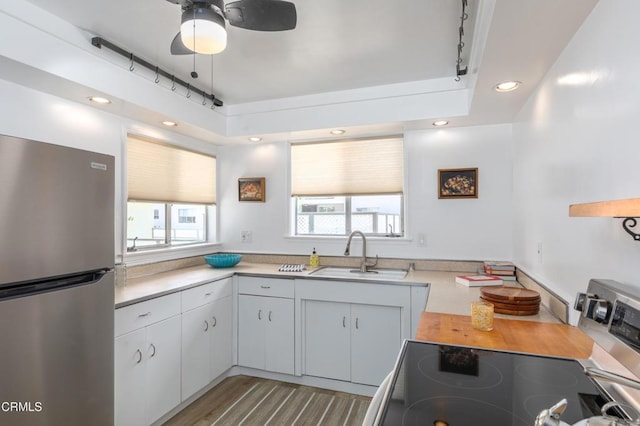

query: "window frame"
xmin=124 ymin=134 xmax=218 ymax=257
xmin=293 ymin=194 xmax=405 ymax=237
xmin=289 ymin=136 xmax=406 ymax=239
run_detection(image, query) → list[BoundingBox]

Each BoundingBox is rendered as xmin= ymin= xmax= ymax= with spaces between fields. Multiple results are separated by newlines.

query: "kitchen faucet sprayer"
xmin=344 ymin=230 xmax=378 ymax=273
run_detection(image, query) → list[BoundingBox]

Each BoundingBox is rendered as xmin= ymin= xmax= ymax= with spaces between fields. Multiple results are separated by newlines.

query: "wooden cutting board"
xmin=480 ymin=294 xmax=540 ymax=306
xmin=480 ymin=286 xmax=540 ymax=301
xmin=415 ymin=312 xmax=594 ymax=359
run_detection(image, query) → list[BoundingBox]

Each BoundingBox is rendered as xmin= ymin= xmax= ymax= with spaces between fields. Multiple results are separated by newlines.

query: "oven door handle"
xmin=585 ymin=367 xmax=640 ymax=391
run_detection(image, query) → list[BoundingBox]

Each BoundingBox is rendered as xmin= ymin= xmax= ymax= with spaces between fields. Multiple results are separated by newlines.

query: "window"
xmin=126 ymin=135 xmax=216 ymax=251
xmin=291 ymin=137 xmax=404 ymax=237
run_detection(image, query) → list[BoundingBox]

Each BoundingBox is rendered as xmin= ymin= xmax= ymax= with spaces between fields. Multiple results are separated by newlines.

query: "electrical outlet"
xmin=537 ymin=242 xmax=543 ymax=264
xmin=241 ymin=230 xmax=252 ymax=243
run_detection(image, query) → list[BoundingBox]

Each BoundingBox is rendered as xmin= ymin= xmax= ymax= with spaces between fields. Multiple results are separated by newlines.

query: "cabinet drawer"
xmin=182 ymin=277 xmax=232 ymax=312
xmin=238 ymin=276 xmax=294 ymax=298
xmin=115 ymin=293 xmax=181 ymax=337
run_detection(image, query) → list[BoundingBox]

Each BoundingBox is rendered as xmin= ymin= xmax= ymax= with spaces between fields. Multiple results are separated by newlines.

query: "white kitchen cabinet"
xmin=115 ymin=312 xmax=181 ymax=426
xmin=181 ymin=295 xmax=232 ymax=400
xmin=304 ymin=300 xmax=401 ymax=386
xmin=181 ymin=279 xmax=233 ymax=401
xmin=350 ymin=304 xmax=401 ymax=386
xmin=238 ymin=294 xmax=294 ymax=374
xmin=304 ymin=300 xmax=350 ymax=381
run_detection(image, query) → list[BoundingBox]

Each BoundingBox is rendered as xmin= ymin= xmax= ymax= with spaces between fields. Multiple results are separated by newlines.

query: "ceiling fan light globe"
xmin=180 ymin=9 xmax=227 ymax=54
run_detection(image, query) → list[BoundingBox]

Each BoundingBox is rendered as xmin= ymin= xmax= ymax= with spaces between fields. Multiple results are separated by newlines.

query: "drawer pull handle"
xmin=258 ymin=309 xmax=262 ymax=320
xmin=149 ymin=343 xmax=156 ymax=358
xmin=204 ymin=320 xmax=209 ymax=332
xmin=260 ymin=285 xmax=271 ymax=289
xmin=135 ymin=349 xmax=142 ymax=364
xmin=342 ymin=316 xmax=346 ymax=328
xmin=212 ymin=316 xmax=217 ymax=327
xmin=205 ymin=292 xmax=212 ymax=297
xmin=138 ymin=312 xmax=151 ymax=318
xmin=355 ymin=318 xmax=359 ymax=329
xmin=269 ymin=311 xmax=272 ymax=322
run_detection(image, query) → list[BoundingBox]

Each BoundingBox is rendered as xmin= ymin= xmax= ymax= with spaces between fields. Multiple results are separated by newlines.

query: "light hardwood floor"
xmin=164 ymin=375 xmax=372 ymax=426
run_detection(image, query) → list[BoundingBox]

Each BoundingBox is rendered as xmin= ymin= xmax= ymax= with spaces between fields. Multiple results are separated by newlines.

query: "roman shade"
xmin=127 ymin=135 xmax=216 ymax=204
xmin=291 ymin=137 xmax=403 ymax=196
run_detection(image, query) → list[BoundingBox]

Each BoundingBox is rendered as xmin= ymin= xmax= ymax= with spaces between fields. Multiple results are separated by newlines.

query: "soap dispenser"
xmin=310 ymin=248 xmax=320 ymax=267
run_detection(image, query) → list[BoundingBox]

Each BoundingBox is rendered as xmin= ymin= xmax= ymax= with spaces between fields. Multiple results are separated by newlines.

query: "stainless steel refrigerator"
xmin=0 ymin=135 xmax=114 ymax=426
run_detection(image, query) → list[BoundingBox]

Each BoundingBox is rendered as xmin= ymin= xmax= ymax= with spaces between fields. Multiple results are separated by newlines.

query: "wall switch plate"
xmin=241 ymin=230 xmax=252 ymax=243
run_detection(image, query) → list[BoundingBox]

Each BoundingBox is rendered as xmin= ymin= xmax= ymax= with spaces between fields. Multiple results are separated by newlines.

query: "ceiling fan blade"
xmin=170 ymin=32 xmax=194 ymax=55
xmin=225 ymin=0 xmax=297 ymax=31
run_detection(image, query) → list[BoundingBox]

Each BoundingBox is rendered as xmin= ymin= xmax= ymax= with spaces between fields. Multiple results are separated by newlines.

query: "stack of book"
xmin=482 ymin=261 xmax=516 ymax=281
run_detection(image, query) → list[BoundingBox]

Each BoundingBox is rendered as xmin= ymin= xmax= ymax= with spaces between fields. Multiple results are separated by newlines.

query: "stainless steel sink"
xmin=309 ymin=266 xmax=407 ymax=281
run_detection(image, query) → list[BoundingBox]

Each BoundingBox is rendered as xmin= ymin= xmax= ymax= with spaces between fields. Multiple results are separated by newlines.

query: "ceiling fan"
xmin=166 ymin=0 xmax=297 ymax=55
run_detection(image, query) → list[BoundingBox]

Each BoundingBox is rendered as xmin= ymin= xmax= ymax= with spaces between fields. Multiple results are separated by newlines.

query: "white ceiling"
xmin=14 ymin=0 xmax=599 ymax=143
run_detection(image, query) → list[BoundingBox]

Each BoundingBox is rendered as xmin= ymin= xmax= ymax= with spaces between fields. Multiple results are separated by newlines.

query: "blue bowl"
xmin=204 ymin=253 xmax=242 ymax=268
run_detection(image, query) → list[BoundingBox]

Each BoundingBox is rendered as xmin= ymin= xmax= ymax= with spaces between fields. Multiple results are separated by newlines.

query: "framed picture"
xmin=438 ymin=168 xmax=478 ymax=199
xmin=238 ymin=177 xmax=266 ymax=202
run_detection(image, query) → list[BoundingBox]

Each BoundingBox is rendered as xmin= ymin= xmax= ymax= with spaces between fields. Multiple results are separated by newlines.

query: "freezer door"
xmin=0 ymin=135 xmax=114 ymax=286
xmin=0 ymin=271 xmax=114 ymax=426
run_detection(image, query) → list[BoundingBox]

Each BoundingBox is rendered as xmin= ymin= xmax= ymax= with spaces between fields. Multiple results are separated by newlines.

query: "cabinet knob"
xmin=135 ymin=349 xmax=142 ymax=364
xmin=269 ymin=311 xmax=272 ymax=322
xmin=212 ymin=316 xmax=217 ymax=327
xmin=342 ymin=316 xmax=346 ymax=328
xmin=204 ymin=320 xmax=209 ymax=331
xmin=149 ymin=343 xmax=156 ymax=358
xmin=258 ymin=310 xmax=262 ymax=320
xmin=355 ymin=318 xmax=359 ymax=329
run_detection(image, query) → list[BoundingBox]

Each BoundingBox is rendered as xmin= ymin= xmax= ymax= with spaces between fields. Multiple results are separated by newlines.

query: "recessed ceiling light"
xmin=432 ymin=120 xmax=449 ymax=127
xmin=495 ymin=81 xmax=521 ymax=92
xmin=249 ymin=137 xmax=262 ymax=142
xmin=330 ymin=129 xmax=346 ymax=135
xmin=88 ymin=96 xmax=111 ymax=105
xmin=161 ymin=120 xmax=177 ymax=127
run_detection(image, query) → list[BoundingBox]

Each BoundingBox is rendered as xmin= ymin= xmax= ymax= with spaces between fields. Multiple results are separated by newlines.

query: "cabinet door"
xmin=304 ymin=300 xmax=350 ymax=381
xmin=238 ymin=295 xmax=266 ymax=370
xmin=115 ymin=328 xmax=146 ymax=426
xmin=264 ymin=297 xmax=294 ymax=375
xmin=181 ymin=304 xmax=212 ymax=400
xmin=145 ymin=315 xmax=182 ymax=425
xmin=210 ymin=296 xmax=233 ymax=379
xmin=351 ymin=304 xmax=401 ymax=386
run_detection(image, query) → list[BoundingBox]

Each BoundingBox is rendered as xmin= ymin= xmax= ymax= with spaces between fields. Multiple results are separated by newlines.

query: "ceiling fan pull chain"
xmin=129 ymin=53 xmax=135 ymax=72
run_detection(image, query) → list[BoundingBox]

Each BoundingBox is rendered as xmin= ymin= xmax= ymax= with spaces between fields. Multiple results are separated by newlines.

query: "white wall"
xmin=513 ymin=0 xmax=640 ymax=321
xmin=219 ymin=124 xmax=514 ymax=261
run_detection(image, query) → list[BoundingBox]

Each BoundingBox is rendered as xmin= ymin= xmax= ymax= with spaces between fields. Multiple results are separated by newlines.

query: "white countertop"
xmin=116 ymin=262 xmax=427 ymax=308
xmin=115 ymin=262 xmax=561 ymax=323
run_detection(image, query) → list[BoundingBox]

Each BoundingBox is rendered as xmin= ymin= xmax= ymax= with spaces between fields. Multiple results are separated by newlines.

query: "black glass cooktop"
xmin=378 ymin=340 xmax=611 ymax=426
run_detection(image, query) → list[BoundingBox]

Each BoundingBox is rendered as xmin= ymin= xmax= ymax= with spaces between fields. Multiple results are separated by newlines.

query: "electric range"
xmin=369 ymin=279 xmax=640 ymax=426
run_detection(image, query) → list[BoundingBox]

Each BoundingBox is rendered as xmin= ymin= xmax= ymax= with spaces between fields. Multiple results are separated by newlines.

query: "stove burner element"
xmin=401 ymin=396 xmax=530 ymax=426
xmin=515 ymin=359 xmax=580 ymax=388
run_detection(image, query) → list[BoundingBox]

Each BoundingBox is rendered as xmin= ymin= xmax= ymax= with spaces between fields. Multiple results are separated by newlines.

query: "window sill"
xmin=122 ymin=242 xmax=221 ymax=266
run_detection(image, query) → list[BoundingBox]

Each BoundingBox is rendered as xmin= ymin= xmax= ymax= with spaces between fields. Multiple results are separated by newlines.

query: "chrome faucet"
xmin=344 ymin=230 xmax=378 ymax=273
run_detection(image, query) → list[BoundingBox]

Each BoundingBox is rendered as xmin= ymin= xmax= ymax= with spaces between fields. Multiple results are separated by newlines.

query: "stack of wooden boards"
xmin=480 ymin=286 xmax=541 ymax=316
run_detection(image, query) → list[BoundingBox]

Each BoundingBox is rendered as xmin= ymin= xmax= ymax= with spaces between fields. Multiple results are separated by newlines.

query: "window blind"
xmin=127 ymin=135 xmax=216 ymax=204
xmin=291 ymin=137 xmax=403 ymax=196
